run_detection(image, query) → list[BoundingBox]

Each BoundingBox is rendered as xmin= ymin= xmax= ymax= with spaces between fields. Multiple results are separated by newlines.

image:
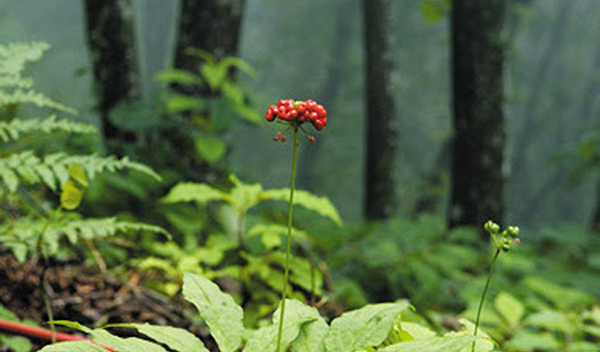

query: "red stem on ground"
xmin=0 ymin=319 xmax=117 ymax=352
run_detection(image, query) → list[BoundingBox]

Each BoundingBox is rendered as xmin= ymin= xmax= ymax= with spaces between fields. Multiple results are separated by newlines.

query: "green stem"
xmin=276 ymin=130 xmax=299 ymax=352
xmin=36 ymin=207 xmax=61 ymax=343
xmin=472 ymin=249 xmax=501 ymax=352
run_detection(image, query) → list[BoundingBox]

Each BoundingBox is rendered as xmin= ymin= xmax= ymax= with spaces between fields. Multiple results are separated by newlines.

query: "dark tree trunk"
xmin=83 ymin=0 xmax=140 ymax=157
xmin=362 ymin=0 xmax=399 ymax=220
xmin=448 ymin=0 xmax=508 ymax=230
xmin=174 ymin=0 xmax=245 ymax=72
xmin=297 ymin=1 xmax=359 ymax=190
xmin=166 ymin=0 xmax=245 ymax=182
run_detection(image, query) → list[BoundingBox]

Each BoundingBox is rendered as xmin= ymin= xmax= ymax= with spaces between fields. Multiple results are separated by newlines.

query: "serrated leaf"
xmin=324 ymin=302 xmax=409 ymax=352
xmin=494 ymin=291 xmax=524 ymax=328
xmin=244 ymin=299 xmax=319 ymax=352
xmin=0 ymin=166 xmax=19 ymax=192
xmin=182 ymin=273 xmax=243 ymax=352
xmin=262 ymin=189 xmax=342 ymax=226
xmin=38 ymin=340 xmax=108 ymax=352
xmin=161 ymin=182 xmax=225 ymax=204
xmin=132 ymin=323 xmax=210 ymax=352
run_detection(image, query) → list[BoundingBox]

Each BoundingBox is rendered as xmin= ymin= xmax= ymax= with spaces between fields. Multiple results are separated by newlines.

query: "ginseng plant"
xmin=264 ymin=99 xmax=327 ymax=352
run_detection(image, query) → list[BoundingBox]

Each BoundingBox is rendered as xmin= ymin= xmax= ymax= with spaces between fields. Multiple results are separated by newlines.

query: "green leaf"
xmin=195 ymin=136 xmax=226 ymax=165
xmin=525 ymin=310 xmax=573 ymax=333
xmin=166 ymin=94 xmax=206 ymax=113
xmin=201 ymin=64 xmax=227 ymax=90
xmin=92 ymin=329 xmax=167 ymax=352
xmin=161 ymin=182 xmax=225 ymax=204
xmin=420 ymin=0 xmax=450 ymax=23
xmin=504 ymin=330 xmax=559 ymax=351
xmin=155 ymin=69 xmax=203 ymax=85
xmin=244 ymin=299 xmax=319 ymax=352
xmin=324 ymin=302 xmax=409 ymax=352
xmin=67 ymin=163 xmax=88 ymax=188
xmin=378 ymin=334 xmax=489 ymax=352
xmin=1 ymin=335 xmax=32 ymax=352
xmin=49 ymin=320 xmax=92 ymax=334
xmin=182 ymin=273 xmax=243 ymax=352
xmin=229 ymin=180 xmax=264 ymax=213
xmin=291 ymin=311 xmax=328 ymax=352
xmin=38 ymin=340 xmax=108 ymax=352
xmin=493 ymin=291 xmax=524 ymax=328
xmin=262 ymin=189 xmax=342 ymax=226
xmin=219 ymin=57 xmax=257 ymax=77
xmin=60 ymin=179 xmax=84 ymax=210
xmin=132 ymin=323 xmax=210 ymax=352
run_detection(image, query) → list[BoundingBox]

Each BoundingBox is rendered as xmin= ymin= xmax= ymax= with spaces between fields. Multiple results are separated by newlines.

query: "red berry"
xmin=310 ymin=111 xmax=318 ymax=120
xmin=515 ymin=238 xmax=521 ymax=243
xmin=309 ymin=136 xmax=316 ymax=142
xmin=289 ymin=109 xmax=298 ymax=119
xmin=274 ymin=132 xmax=280 ymax=141
xmin=313 ymin=119 xmax=324 ymax=131
xmin=281 ymin=136 xmax=287 ymax=142
xmin=297 ymin=103 xmax=306 ymax=114
xmin=316 ymin=105 xmax=326 ymax=118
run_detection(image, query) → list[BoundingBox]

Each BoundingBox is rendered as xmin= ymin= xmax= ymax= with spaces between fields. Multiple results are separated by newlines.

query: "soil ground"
xmin=0 ymin=250 xmax=214 ymax=351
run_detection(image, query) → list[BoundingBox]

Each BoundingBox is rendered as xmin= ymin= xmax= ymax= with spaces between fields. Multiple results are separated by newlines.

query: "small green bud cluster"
xmin=484 ymin=220 xmax=520 ymax=252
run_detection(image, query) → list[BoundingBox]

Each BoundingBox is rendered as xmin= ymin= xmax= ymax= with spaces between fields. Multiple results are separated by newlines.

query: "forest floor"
xmin=0 ymin=251 xmax=215 ymax=351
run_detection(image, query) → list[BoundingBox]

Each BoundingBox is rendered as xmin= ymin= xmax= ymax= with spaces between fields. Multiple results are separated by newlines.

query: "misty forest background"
xmin=1 ymin=0 xmax=600 ymax=351
xmin=2 ymin=0 xmax=599 ymax=227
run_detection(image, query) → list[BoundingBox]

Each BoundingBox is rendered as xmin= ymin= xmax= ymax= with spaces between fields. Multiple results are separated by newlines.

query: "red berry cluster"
xmin=266 ymin=99 xmax=327 ymax=131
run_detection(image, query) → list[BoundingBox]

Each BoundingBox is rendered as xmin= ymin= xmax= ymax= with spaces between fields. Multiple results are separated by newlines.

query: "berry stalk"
xmin=275 ymin=129 xmax=299 ymax=352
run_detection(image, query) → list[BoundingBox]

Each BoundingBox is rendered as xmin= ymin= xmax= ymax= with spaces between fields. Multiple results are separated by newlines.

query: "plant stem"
xmin=36 ymin=207 xmax=61 ymax=343
xmin=472 ymin=249 xmax=501 ymax=352
xmin=276 ymin=129 xmax=299 ymax=352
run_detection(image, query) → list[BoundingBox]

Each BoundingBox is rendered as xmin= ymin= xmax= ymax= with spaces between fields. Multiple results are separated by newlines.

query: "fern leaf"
xmin=0 ymin=152 xmax=161 ymax=192
xmin=0 ymin=89 xmax=77 ymax=114
xmin=0 ymin=116 xmax=96 ymax=142
xmin=53 ymin=217 xmax=170 ymax=243
xmin=0 ymin=42 xmax=50 ymax=78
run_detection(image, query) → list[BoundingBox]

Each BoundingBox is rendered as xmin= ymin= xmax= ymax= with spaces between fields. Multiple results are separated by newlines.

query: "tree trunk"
xmin=166 ymin=0 xmax=246 ymax=181
xmin=362 ymin=0 xmax=399 ymax=220
xmin=83 ymin=0 xmax=141 ymax=157
xmin=448 ymin=0 xmax=508 ymax=230
xmin=174 ymin=0 xmax=245 ymax=72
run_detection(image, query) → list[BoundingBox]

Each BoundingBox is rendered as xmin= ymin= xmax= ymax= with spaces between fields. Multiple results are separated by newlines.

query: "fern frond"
xmin=0 ymin=42 xmax=50 ymax=78
xmin=53 ymin=217 xmax=171 ymax=244
xmin=0 ymin=216 xmax=170 ymax=263
xmin=0 ymin=116 xmax=96 ymax=142
xmin=0 ymin=151 xmax=161 ymax=192
xmin=0 ymin=89 xmax=77 ymax=115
